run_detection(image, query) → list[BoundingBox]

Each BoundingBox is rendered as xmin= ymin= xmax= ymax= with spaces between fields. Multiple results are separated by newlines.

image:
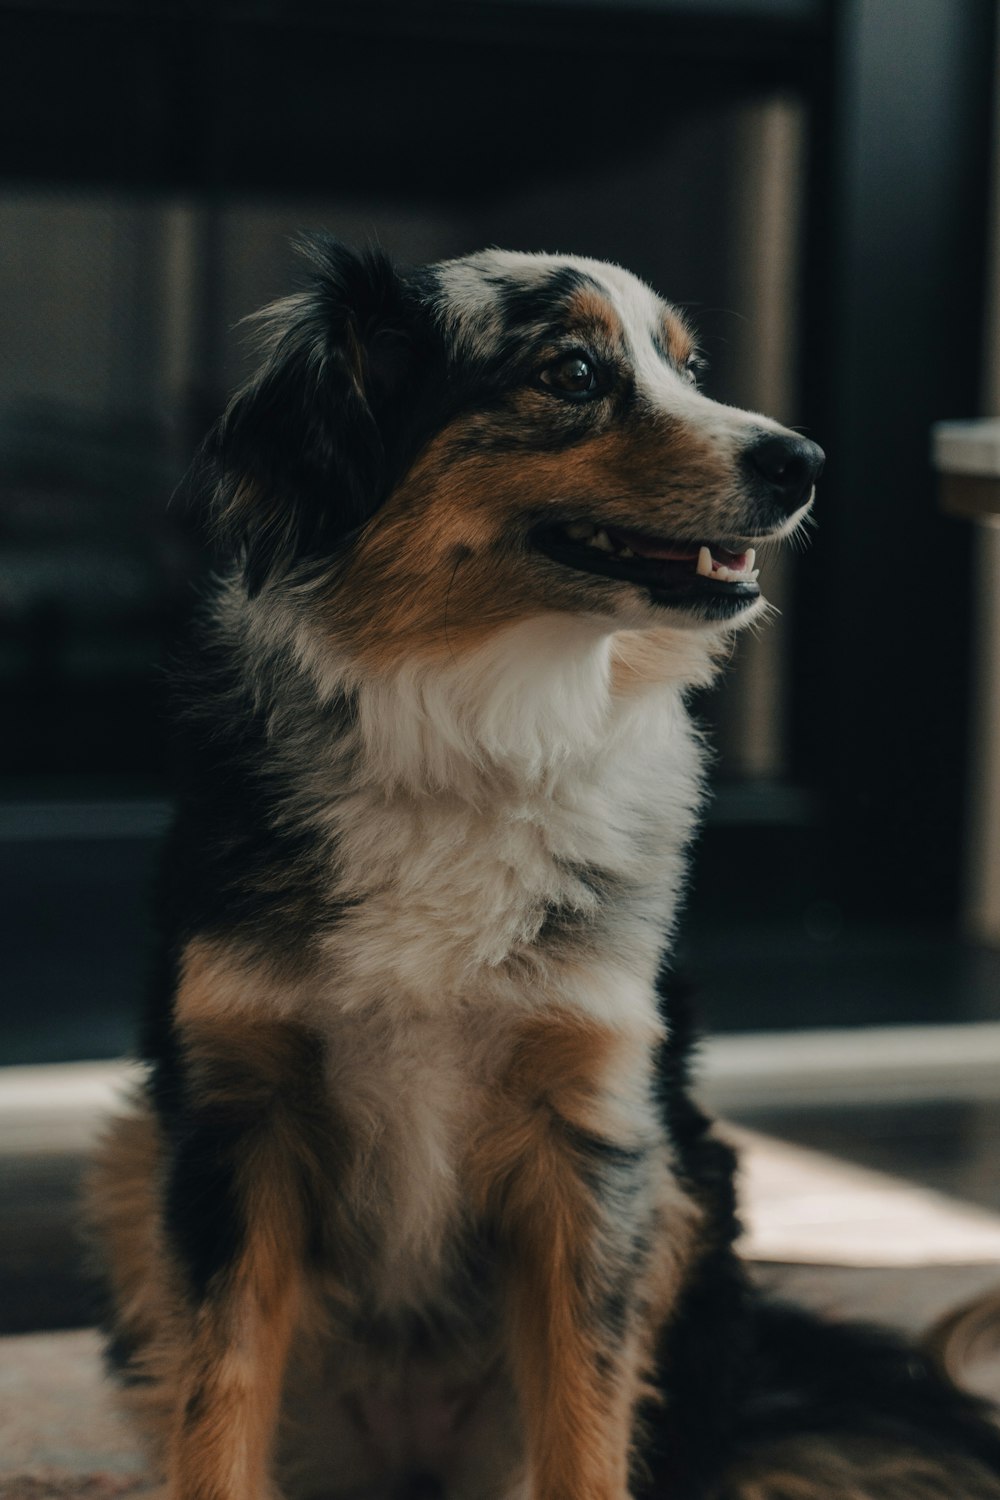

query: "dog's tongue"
xmin=604 ymin=526 xmax=699 ymax=562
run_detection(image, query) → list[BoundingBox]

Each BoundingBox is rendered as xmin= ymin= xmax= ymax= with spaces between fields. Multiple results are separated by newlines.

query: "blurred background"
xmin=2 ymin=0 xmax=1000 ymax=1329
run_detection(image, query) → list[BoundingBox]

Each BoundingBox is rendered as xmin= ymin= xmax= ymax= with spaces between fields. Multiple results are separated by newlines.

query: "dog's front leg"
xmin=159 ymin=1014 xmax=325 ymax=1500
xmin=472 ymin=1014 xmax=688 ymax=1500
xmin=167 ymin=1232 xmax=300 ymax=1500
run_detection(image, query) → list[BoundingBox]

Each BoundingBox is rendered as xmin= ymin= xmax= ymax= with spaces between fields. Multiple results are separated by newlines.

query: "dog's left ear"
xmin=200 ymin=239 xmax=428 ymax=597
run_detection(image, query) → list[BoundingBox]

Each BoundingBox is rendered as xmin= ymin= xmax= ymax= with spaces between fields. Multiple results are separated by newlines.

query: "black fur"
xmin=198 ymin=242 xmax=447 ymax=596
xmin=733 ymin=1300 xmax=1000 ymax=1467
xmin=491 ymin=264 xmax=603 ymax=335
xmin=165 ymin=1101 xmax=248 ymax=1299
xmin=636 ymin=976 xmax=1000 ymax=1497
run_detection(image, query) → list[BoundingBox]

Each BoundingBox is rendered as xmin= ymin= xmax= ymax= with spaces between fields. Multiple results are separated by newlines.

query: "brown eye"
xmin=538 ymin=354 xmax=601 ymax=397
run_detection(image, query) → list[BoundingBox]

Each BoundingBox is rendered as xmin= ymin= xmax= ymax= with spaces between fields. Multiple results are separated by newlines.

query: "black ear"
xmin=201 ymin=239 xmax=425 ymax=597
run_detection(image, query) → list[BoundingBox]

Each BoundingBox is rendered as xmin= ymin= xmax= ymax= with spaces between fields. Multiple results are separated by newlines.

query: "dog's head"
xmin=203 ymin=240 xmax=821 ymax=668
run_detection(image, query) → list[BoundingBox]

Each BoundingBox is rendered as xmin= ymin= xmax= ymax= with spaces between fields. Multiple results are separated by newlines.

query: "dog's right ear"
xmin=198 ymin=239 xmax=428 ymax=597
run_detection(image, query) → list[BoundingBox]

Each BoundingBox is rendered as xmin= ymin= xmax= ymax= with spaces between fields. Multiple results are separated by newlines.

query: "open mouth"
xmin=533 ymin=520 xmax=763 ymax=615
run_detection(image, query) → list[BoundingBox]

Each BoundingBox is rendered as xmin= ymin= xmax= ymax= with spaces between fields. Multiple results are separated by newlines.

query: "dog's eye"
xmin=538 ymin=354 xmax=602 ymax=398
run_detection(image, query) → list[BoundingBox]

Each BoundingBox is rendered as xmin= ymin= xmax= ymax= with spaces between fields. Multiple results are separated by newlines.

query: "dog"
xmin=88 ymin=242 xmax=1000 ymax=1500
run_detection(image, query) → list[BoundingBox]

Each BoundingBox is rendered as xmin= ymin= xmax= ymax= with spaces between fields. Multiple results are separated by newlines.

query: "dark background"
xmin=2 ymin=0 xmax=999 ymax=1065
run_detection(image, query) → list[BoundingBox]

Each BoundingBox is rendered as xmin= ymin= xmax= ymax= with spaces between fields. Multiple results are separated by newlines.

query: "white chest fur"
xmin=315 ymin=621 xmax=706 ymax=1025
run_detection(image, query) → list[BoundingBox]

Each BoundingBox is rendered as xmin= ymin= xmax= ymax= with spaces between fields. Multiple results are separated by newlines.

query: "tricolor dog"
xmin=89 ymin=244 xmax=1000 ymax=1500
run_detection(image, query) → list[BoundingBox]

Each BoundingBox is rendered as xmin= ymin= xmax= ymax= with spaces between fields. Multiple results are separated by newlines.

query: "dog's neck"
xmin=235 ymin=585 xmax=719 ymax=804
xmin=350 ymin=616 xmax=626 ymax=797
xmin=208 ymin=582 xmax=714 ymax=1006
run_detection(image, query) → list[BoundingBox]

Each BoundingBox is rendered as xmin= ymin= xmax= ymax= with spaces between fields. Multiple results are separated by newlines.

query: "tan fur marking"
xmin=466 ymin=1013 xmax=694 ymax=1500
xmin=167 ymin=1167 xmax=303 ymax=1500
xmin=505 ymin=1178 xmax=631 ymax=1500
xmin=504 ymin=1010 xmax=622 ymax=1129
xmin=175 ymin=938 xmax=230 ymax=1024
xmin=565 ymin=285 xmax=626 ymax=349
xmin=334 ymin=413 xmax=737 ymax=671
xmin=470 ymin=1016 xmax=627 ymax=1500
xmin=662 ymin=309 xmax=695 ymax=368
xmin=167 ymin=1011 xmax=337 ymax=1500
xmin=331 ymin=457 xmax=544 ymax=669
xmin=175 ymin=937 xmax=300 ymax=1024
xmin=178 ymin=1014 xmax=323 ymax=1112
xmin=89 ymin=1006 xmax=338 ymax=1500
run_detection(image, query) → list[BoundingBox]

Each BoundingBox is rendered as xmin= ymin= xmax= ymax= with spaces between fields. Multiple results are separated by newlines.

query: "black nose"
xmin=742 ymin=433 xmax=824 ymax=515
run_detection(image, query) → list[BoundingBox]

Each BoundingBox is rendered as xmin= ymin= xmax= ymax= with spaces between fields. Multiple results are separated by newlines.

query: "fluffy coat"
xmin=88 ymin=242 xmax=1000 ymax=1500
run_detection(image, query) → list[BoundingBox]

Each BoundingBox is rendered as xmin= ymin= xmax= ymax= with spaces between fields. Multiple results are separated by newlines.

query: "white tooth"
xmin=565 ymin=522 xmax=594 ymax=541
xmin=714 ymin=564 xmax=758 ymax=583
xmin=745 ymin=548 xmax=756 ymax=572
xmin=590 ymin=529 xmax=614 ymax=552
xmin=618 ymin=547 xmax=636 ymax=558
xmin=748 ymin=568 xmax=760 ymax=582
xmin=696 ymin=545 xmax=713 ymax=578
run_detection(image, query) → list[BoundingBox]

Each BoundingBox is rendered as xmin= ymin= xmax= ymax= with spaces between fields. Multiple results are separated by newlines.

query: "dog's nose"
xmin=742 ymin=433 xmax=824 ymax=514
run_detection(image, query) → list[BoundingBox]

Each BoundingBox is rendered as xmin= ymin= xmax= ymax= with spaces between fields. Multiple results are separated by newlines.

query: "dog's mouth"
xmin=532 ymin=520 xmax=763 ymax=615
